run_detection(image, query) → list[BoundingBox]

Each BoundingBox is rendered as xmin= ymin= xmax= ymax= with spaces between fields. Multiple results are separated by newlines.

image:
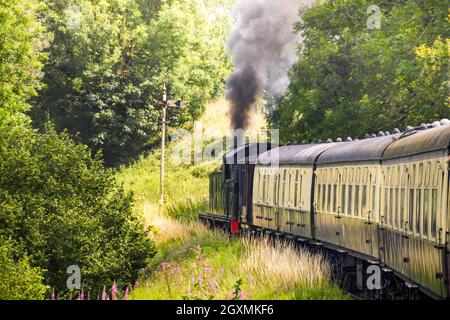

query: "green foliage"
xmin=0 ymin=0 xmax=46 ymax=122
xmin=271 ymin=0 xmax=449 ymax=143
xmin=0 ymin=122 xmax=155 ymax=294
xmin=0 ymin=237 xmax=48 ymax=300
xmin=166 ymin=198 xmax=208 ymax=221
xmin=31 ymin=0 xmax=232 ymax=166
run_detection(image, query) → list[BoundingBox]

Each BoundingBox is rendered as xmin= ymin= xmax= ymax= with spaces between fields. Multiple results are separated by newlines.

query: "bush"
xmin=0 ymin=122 xmax=156 ymax=295
xmin=0 ymin=237 xmax=48 ymax=300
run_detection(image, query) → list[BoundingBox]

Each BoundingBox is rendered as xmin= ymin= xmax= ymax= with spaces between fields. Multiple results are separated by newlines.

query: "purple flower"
xmin=80 ymin=289 xmax=84 ymax=301
xmin=247 ymin=275 xmax=253 ymax=284
xmin=112 ymin=282 xmax=118 ymax=300
xmin=51 ymin=288 xmax=55 ymax=300
xmin=101 ymin=287 xmax=107 ymax=300
xmin=124 ymin=287 xmax=129 ymax=300
xmin=186 ymin=286 xmax=191 ymax=297
xmin=239 ymin=291 xmax=245 ymax=300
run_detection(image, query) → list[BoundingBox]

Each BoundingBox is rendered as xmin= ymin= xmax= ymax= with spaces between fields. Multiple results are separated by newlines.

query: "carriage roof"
xmin=258 ymin=143 xmax=336 ymax=165
xmin=223 ymin=143 xmax=273 ymax=164
xmin=316 ymin=134 xmax=399 ymax=164
xmin=383 ymin=123 xmax=450 ymax=160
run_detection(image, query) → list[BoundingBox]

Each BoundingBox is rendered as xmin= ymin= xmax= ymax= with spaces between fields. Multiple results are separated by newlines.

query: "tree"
xmin=31 ymin=0 xmax=231 ymax=166
xmin=0 ymin=122 xmax=155 ymax=294
xmin=270 ymin=0 xmax=449 ymax=143
xmin=0 ymin=0 xmax=46 ymax=123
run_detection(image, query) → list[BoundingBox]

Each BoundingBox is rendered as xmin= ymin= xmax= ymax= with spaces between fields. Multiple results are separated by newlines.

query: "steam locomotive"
xmin=199 ymin=120 xmax=450 ymax=299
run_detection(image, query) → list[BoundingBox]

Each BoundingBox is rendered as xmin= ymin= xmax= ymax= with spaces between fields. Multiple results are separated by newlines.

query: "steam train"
xmin=199 ymin=120 xmax=450 ymax=299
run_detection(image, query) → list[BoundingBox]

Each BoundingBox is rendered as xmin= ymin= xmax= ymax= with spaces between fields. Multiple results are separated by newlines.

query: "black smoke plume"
xmin=225 ymin=0 xmax=314 ymax=129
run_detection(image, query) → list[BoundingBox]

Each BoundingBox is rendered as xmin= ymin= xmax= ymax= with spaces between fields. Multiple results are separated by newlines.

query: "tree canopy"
xmin=31 ymin=0 xmax=232 ymax=166
xmin=0 ymin=0 xmax=46 ymax=123
xmin=270 ymin=0 xmax=449 ymax=143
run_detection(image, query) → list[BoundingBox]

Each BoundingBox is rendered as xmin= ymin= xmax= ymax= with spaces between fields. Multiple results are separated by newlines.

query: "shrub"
xmin=0 ymin=122 xmax=156 ymax=295
xmin=0 ymin=237 xmax=48 ymax=300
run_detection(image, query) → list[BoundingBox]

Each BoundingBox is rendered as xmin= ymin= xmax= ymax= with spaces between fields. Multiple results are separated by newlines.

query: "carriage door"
xmin=273 ymin=169 xmax=283 ymax=230
xmin=240 ymin=165 xmax=248 ymax=223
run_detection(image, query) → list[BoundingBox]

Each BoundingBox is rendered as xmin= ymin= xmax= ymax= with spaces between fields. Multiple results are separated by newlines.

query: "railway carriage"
xmin=200 ymin=120 xmax=450 ymax=299
xmin=252 ymin=144 xmax=334 ymax=239
xmin=312 ymin=134 xmax=399 ymax=260
xmin=379 ymin=124 xmax=450 ymax=299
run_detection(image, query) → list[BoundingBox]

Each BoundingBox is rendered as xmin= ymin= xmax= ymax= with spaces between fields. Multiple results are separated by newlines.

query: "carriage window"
xmin=362 ymin=186 xmax=367 ymax=218
xmin=299 ymin=175 xmax=303 ymax=207
xmin=431 ymin=189 xmax=437 ymax=238
xmin=294 ymin=171 xmax=299 ymax=208
xmin=423 ymin=189 xmax=429 ymax=237
xmin=384 ymin=188 xmax=389 ymax=224
xmin=322 ymin=185 xmax=326 ymax=212
xmin=415 ymin=190 xmax=421 ymax=234
xmin=389 ymin=188 xmax=394 ymax=226
xmin=282 ymin=170 xmax=287 ymax=205
xmin=400 ymin=189 xmax=405 ymax=225
xmin=341 ymin=185 xmax=346 ymax=214
xmin=262 ymin=174 xmax=267 ymax=203
xmin=327 ymin=184 xmax=332 ymax=212
xmin=287 ymin=173 xmax=292 ymax=206
xmin=333 ymin=184 xmax=337 ymax=213
xmin=354 ymin=186 xmax=360 ymax=217
xmin=372 ymin=186 xmax=376 ymax=213
xmin=395 ymin=188 xmax=399 ymax=229
xmin=408 ymin=189 xmax=414 ymax=232
xmin=348 ymin=185 xmax=353 ymax=215
xmin=272 ymin=174 xmax=279 ymax=204
xmin=317 ymin=184 xmax=322 ymax=211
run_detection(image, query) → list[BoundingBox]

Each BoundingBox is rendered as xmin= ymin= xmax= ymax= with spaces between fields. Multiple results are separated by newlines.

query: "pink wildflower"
xmin=124 ymin=287 xmax=129 ymax=300
xmin=101 ymin=286 xmax=107 ymax=300
xmin=186 ymin=286 xmax=191 ymax=297
xmin=112 ymin=282 xmax=118 ymax=300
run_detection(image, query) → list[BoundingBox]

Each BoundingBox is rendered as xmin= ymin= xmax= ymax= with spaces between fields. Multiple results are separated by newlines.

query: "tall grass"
xmin=242 ymin=237 xmax=329 ymax=287
xmin=131 ymin=233 xmax=347 ymax=300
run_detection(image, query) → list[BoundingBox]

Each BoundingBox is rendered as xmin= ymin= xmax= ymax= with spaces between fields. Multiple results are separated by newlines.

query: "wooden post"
xmin=160 ymin=86 xmax=167 ymax=209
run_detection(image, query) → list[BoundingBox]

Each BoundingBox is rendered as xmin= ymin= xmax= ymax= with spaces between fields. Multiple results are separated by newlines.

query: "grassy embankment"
xmin=116 ymin=99 xmax=347 ymax=300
